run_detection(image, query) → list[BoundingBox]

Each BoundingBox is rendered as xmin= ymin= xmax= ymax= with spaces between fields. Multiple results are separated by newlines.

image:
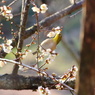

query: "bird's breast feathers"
xmin=40 ymin=39 xmax=56 ymax=51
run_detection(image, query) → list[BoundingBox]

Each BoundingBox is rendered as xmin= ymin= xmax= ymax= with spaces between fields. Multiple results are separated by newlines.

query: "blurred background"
xmin=0 ymin=0 xmax=82 ymax=95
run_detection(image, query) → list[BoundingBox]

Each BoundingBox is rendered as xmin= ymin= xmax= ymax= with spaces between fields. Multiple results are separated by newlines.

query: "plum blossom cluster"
xmin=2 ymin=39 xmax=13 ymax=53
xmin=55 ymin=83 xmax=64 ymax=90
xmin=0 ymin=5 xmax=13 ymax=20
xmin=37 ymin=48 xmax=57 ymax=65
xmin=47 ymin=26 xmax=62 ymax=38
xmin=49 ymin=65 xmax=78 ymax=90
xmin=45 ymin=52 xmax=57 ymax=64
xmin=60 ymin=65 xmax=78 ymax=83
xmin=32 ymin=4 xmax=48 ymax=13
xmin=38 ymin=86 xmax=50 ymax=95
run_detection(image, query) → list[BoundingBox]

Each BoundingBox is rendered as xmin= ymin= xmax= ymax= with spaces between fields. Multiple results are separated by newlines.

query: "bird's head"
xmin=53 ymin=33 xmax=62 ymax=44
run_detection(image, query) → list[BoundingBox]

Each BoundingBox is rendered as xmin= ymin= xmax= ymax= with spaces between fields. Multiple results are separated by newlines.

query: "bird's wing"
xmin=41 ymin=39 xmax=56 ymax=51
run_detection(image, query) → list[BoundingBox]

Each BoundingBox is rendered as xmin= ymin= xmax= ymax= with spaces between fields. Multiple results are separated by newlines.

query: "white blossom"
xmin=2 ymin=44 xmax=13 ymax=53
xmin=38 ymin=86 xmax=50 ymax=95
xmin=37 ymin=55 xmax=44 ymax=62
xmin=40 ymin=4 xmax=48 ymax=13
xmin=2 ymin=39 xmax=13 ymax=53
xmin=41 ymin=49 xmax=51 ymax=56
xmin=32 ymin=6 xmax=40 ymax=13
xmin=0 ymin=5 xmax=13 ymax=20
xmin=5 ymin=13 xmax=13 ymax=20
xmin=48 ymin=54 xmax=56 ymax=61
xmin=47 ymin=32 xmax=56 ymax=38
xmin=45 ymin=87 xmax=50 ymax=95
xmin=47 ymin=26 xmax=61 ymax=38
xmin=6 ymin=39 xmax=12 ymax=45
xmin=54 ymin=26 xmax=61 ymax=34
xmin=73 ymin=65 xmax=78 ymax=71
xmin=32 ymin=4 xmax=48 ymax=14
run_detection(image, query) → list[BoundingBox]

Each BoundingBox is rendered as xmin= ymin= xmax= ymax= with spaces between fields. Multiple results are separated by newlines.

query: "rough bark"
xmin=0 ymin=74 xmax=75 ymax=90
xmin=77 ymin=0 xmax=95 ymax=95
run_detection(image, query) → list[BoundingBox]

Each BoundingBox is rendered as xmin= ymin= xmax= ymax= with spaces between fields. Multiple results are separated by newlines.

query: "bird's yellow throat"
xmin=53 ymin=33 xmax=62 ymax=44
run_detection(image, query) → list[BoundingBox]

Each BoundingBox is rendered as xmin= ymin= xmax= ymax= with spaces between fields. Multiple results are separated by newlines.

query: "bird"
xmin=33 ymin=33 xmax=62 ymax=55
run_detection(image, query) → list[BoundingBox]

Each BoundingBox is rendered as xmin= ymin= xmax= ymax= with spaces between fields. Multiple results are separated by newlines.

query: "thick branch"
xmin=0 ymin=74 xmax=75 ymax=90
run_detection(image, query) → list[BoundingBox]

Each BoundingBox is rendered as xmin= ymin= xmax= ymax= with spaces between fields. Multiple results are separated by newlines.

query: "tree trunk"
xmin=77 ymin=0 xmax=95 ymax=95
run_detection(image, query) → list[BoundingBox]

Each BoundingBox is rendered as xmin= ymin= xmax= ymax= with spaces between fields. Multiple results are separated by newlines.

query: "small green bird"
xmin=33 ymin=33 xmax=62 ymax=54
xmin=41 ymin=33 xmax=62 ymax=51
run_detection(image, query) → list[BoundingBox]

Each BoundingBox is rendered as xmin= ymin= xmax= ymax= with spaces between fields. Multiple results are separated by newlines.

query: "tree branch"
xmin=0 ymin=58 xmax=39 ymax=72
xmin=12 ymin=0 xmax=31 ymax=75
xmin=8 ymin=0 xmax=19 ymax=7
xmin=0 ymin=74 xmax=75 ymax=90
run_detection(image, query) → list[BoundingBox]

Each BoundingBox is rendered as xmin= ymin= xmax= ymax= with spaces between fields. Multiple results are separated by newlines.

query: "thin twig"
xmin=63 ymin=83 xmax=75 ymax=92
xmin=35 ymin=13 xmax=40 ymax=70
xmin=70 ymin=10 xmax=82 ymax=18
xmin=69 ymin=90 xmax=75 ymax=95
xmin=39 ymin=62 xmax=47 ymax=69
xmin=8 ymin=0 xmax=19 ymax=7
xmin=13 ymin=12 xmax=21 ymax=17
xmin=0 ymin=58 xmax=39 ymax=72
